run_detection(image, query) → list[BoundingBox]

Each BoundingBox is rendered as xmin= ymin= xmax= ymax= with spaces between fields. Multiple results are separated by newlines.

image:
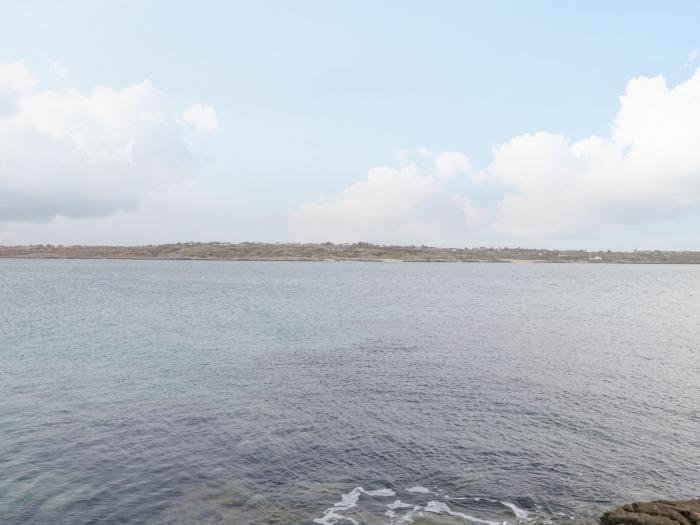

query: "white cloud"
xmin=50 ymin=60 xmax=69 ymax=79
xmin=394 ymin=147 xmax=434 ymax=163
xmin=7 ymin=59 xmax=700 ymax=246
xmin=417 ymin=147 xmax=434 ymax=159
xmin=689 ymin=49 xmax=699 ymax=62
xmin=182 ymin=103 xmax=219 ymax=134
xmin=490 ymin=68 xmax=700 ymax=237
xmin=0 ymin=184 xmax=284 ymax=246
xmin=290 ymin=67 xmax=700 ymax=244
xmin=289 ymin=153 xmax=485 ymax=245
xmin=394 ymin=147 xmax=411 ymax=163
xmin=434 ymin=151 xmax=471 ymax=179
xmin=0 ymin=62 xmax=36 ymax=116
xmin=0 ymin=62 xmax=203 ymax=223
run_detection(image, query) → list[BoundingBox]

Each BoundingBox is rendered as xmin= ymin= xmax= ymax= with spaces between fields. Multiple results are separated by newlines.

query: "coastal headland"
xmin=1 ymin=242 xmax=700 ymax=263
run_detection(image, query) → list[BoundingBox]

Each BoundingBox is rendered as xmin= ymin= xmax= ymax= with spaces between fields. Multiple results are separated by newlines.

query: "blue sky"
xmin=2 ymin=1 xmax=700 ymax=248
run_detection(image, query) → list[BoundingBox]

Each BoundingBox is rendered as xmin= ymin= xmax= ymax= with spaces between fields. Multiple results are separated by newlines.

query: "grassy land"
xmin=1 ymin=242 xmax=700 ymax=263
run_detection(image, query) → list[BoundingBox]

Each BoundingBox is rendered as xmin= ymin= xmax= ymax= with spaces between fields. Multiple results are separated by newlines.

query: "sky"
xmin=2 ymin=0 xmax=700 ymax=249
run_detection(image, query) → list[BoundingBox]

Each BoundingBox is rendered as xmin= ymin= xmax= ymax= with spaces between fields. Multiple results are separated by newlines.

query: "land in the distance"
xmin=1 ymin=242 xmax=700 ymax=263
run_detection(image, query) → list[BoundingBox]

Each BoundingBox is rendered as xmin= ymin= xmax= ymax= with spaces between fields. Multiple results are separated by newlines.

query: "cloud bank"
xmin=292 ymin=67 xmax=700 ymax=243
xmin=289 ymin=151 xmax=485 ymax=245
xmin=5 ymin=62 xmax=700 ymax=246
xmin=492 ymin=68 xmax=700 ymax=237
xmin=0 ymin=62 xmax=216 ymax=223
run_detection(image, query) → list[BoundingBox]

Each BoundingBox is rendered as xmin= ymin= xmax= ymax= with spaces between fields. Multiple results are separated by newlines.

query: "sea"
xmin=1 ymin=259 xmax=699 ymax=525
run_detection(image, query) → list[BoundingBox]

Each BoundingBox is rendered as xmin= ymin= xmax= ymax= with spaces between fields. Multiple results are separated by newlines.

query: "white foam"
xmin=392 ymin=506 xmax=423 ymax=525
xmin=406 ymin=486 xmax=434 ymax=494
xmin=337 ymin=487 xmax=363 ymax=509
xmin=424 ymin=500 xmax=504 ymax=525
xmin=424 ymin=501 xmax=450 ymax=513
xmin=313 ymin=487 xmax=361 ymax=525
xmin=313 ymin=508 xmax=358 ymax=525
xmin=388 ymin=499 xmax=415 ymax=510
xmin=312 ymin=487 xmax=395 ymax=525
xmin=499 ymin=501 xmax=529 ymax=521
xmin=314 ymin=485 xmax=528 ymax=525
xmin=365 ymin=488 xmax=396 ymax=497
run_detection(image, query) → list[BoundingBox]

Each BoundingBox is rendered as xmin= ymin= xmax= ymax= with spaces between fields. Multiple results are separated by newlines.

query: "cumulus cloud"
xmin=289 ymin=151 xmax=485 ymax=245
xmin=290 ymin=67 xmax=700 ymax=244
xmin=0 ymin=62 xmax=211 ymax=223
xmin=434 ymin=151 xmax=472 ymax=179
xmin=182 ymin=103 xmax=219 ymax=134
xmin=490 ymin=68 xmax=700 ymax=237
xmin=0 ymin=62 xmax=36 ymax=116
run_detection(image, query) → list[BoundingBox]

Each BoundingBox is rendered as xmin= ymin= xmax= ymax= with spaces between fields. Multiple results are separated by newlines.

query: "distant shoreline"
xmin=2 ymin=242 xmax=700 ymax=264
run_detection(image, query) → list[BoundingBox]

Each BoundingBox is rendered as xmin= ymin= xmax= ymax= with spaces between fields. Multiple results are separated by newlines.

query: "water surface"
xmin=1 ymin=260 xmax=699 ymax=524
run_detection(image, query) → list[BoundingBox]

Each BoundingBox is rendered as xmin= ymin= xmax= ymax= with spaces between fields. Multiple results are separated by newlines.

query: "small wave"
xmin=388 ymin=500 xmax=415 ymax=510
xmin=424 ymin=501 xmax=504 ymax=525
xmin=366 ymin=489 xmax=397 ymax=497
xmin=500 ymin=501 xmax=529 ymax=521
xmin=313 ymin=486 xmax=395 ymax=525
xmin=312 ymin=486 xmax=534 ymax=525
xmin=406 ymin=486 xmax=435 ymax=494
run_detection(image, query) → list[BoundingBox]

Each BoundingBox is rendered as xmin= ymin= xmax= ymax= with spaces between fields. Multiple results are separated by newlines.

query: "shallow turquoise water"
xmin=1 ymin=260 xmax=699 ymax=524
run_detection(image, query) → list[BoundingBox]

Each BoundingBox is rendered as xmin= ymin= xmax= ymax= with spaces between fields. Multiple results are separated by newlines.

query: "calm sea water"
xmin=1 ymin=260 xmax=699 ymax=525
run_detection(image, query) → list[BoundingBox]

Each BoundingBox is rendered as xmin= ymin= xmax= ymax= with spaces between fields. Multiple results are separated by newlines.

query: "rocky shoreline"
xmin=602 ymin=500 xmax=700 ymax=525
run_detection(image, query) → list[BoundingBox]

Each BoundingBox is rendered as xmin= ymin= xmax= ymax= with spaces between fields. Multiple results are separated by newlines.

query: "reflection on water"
xmin=1 ymin=260 xmax=699 ymax=524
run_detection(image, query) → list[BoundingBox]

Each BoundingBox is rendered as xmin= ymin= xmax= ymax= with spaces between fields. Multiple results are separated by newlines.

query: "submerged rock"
xmin=601 ymin=500 xmax=700 ymax=525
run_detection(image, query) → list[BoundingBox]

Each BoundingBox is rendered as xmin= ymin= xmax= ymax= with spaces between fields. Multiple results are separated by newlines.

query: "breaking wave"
xmin=313 ymin=485 xmax=533 ymax=525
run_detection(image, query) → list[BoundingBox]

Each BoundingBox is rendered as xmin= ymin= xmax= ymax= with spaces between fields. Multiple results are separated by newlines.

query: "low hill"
xmin=1 ymin=242 xmax=699 ymax=263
